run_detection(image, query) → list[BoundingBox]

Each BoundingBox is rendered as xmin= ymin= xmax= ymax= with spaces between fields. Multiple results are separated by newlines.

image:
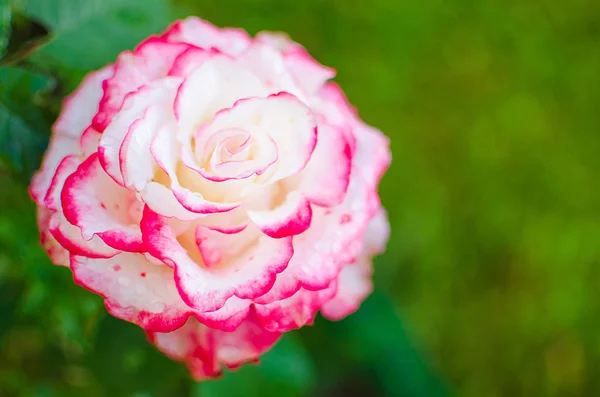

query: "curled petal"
xmin=255 ymin=170 xmax=377 ymax=304
xmin=320 ymin=258 xmax=372 ymax=321
xmin=321 ymin=209 xmax=390 ymax=320
xmin=255 ymin=283 xmax=337 ymax=332
xmin=141 ymin=182 xmax=204 ymax=221
xmin=195 ymin=296 xmax=251 ymax=332
xmin=352 ymin=122 xmax=392 ymax=188
xmin=49 ymin=213 xmax=119 ymax=259
xmin=119 ymin=104 xmax=169 ymax=191
xmin=255 ymin=31 xmax=335 ymax=95
xmin=141 ymin=207 xmax=293 ymax=312
xmin=99 ymin=77 xmax=181 ymax=186
xmin=169 ymin=46 xmax=225 ymax=77
xmin=54 ymin=65 xmax=115 ymax=138
xmin=30 ymin=135 xmax=79 ymax=206
xmin=174 ymin=58 xmax=267 ymax=134
xmin=288 ymin=124 xmax=352 ymax=208
xmin=43 ymin=155 xmax=79 ymax=211
xmin=247 ymin=191 xmax=312 ymax=239
xmin=198 ymin=93 xmax=317 ymax=184
xmin=71 ymin=253 xmax=191 ymax=332
xmin=151 ymin=125 xmax=241 ymax=214
xmin=162 ymin=17 xmax=251 ymax=55
xmin=37 ymin=207 xmax=69 ymax=267
xmin=315 ymin=82 xmax=358 ymax=154
xmin=147 ymin=314 xmax=280 ymax=381
xmin=61 ymin=153 xmax=145 ymax=252
xmin=93 ymin=38 xmax=189 ymax=132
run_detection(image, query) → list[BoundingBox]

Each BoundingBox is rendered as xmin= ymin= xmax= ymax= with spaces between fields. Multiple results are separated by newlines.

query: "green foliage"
xmin=0 ymin=1 xmax=10 ymax=58
xmin=0 ymin=66 xmax=53 ymax=178
xmin=2 ymin=0 xmax=600 ymax=396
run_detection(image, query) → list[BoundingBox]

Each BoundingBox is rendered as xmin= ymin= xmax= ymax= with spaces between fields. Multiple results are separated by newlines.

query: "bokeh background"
xmin=2 ymin=0 xmax=600 ymax=396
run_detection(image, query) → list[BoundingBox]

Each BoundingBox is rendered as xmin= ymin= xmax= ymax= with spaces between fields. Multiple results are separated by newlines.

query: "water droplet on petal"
xmin=150 ymin=302 xmax=166 ymax=313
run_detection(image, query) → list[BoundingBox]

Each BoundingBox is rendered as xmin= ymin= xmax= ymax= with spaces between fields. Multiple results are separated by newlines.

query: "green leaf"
xmin=22 ymin=0 xmax=178 ymax=72
xmin=195 ymin=334 xmax=317 ymax=397
xmin=325 ymin=292 xmax=451 ymax=397
xmin=0 ymin=1 xmax=10 ymax=58
xmin=0 ymin=10 xmax=50 ymax=66
xmin=0 ymin=66 xmax=53 ymax=178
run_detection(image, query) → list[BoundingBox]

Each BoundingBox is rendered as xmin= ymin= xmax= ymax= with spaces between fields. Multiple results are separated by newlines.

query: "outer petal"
xmin=54 ymin=65 xmax=115 ymax=138
xmin=147 ymin=314 xmax=280 ymax=381
xmin=314 ymin=82 xmax=358 ymax=155
xmin=161 ymin=17 xmax=251 ymax=55
xmin=37 ymin=207 xmax=69 ymax=267
xmin=255 ymin=31 xmax=335 ymax=95
xmin=255 ymin=170 xmax=377 ymax=304
xmin=352 ymin=122 xmax=392 ymax=188
xmin=49 ymin=213 xmax=119 ymax=259
xmin=254 ymin=283 xmax=337 ymax=332
xmin=321 ymin=209 xmax=390 ymax=320
xmin=99 ymin=77 xmax=181 ymax=186
xmin=42 ymin=155 xmax=79 ymax=211
xmin=141 ymin=207 xmax=293 ymax=312
xmin=195 ymin=296 xmax=251 ymax=331
xmin=119 ymin=104 xmax=169 ymax=191
xmin=168 ymin=46 xmax=225 ymax=77
xmin=93 ymin=38 xmax=189 ymax=131
xmin=71 ymin=253 xmax=192 ymax=332
xmin=61 ymin=153 xmax=145 ymax=252
xmin=30 ymin=134 xmax=79 ymax=205
xmin=237 ymin=41 xmax=304 ymax=100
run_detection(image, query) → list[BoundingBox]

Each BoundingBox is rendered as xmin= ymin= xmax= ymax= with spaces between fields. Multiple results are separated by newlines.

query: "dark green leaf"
xmin=0 ymin=10 xmax=50 ymax=66
xmin=0 ymin=66 xmax=53 ymax=178
xmin=324 ymin=292 xmax=451 ymax=397
xmin=0 ymin=1 xmax=10 ymax=58
xmin=23 ymin=0 xmax=177 ymax=72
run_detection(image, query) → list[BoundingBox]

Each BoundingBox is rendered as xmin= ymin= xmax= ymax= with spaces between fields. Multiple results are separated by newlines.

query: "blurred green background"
xmin=2 ymin=0 xmax=600 ymax=396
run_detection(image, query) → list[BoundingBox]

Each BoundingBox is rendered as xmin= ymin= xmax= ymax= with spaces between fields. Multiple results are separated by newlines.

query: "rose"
xmin=30 ymin=17 xmax=391 ymax=379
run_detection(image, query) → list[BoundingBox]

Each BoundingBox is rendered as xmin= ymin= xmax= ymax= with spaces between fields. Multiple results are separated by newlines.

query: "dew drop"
xmin=150 ymin=302 xmax=166 ymax=313
xmin=135 ymin=284 xmax=146 ymax=296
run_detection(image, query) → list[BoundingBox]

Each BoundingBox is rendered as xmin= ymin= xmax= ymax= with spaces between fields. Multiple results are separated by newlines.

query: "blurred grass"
xmin=2 ymin=0 xmax=600 ymax=396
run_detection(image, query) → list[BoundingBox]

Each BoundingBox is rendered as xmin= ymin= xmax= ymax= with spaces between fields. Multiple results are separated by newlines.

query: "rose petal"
xmin=61 ymin=153 xmax=145 ymax=252
xmin=147 ymin=313 xmax=280 ymax=381
xmin=71 ymin=252 xmax=191 ymax=332
xmin=99 ymin=77 xmax=181 ymax=186
xmin=247 ymin=191 xmax=312 ymax=239
xmin=54 ymin=65 xmax=115 ymax=138
xmin=255 ymin=170 xmax=377 ymax=304
xmin=142 ymin=207 xmax=293 ymax=312
xmin=30 ymin=135 xmax=79 ymax=205
xmin=150 ymin=124 xmax=241 ymax=214
xmin=255 ymin=283 xmax=337 ymax=332
xmin=37 ymin=207 xmax=69 ymax=267
xmin=286 ymin=124 xmax=352 ymax=208
xmin=49 ymin=212 xmax=119 ymax=259
xmin=321 ymin=209 xmax=390 ymax=320
xmin=93 ymin=38 xmax=189 ymax=131
xmin=198 ymin=93 xmax=317 ymax=185
xmin=161 ymin=17 xmax=251 ymax=55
